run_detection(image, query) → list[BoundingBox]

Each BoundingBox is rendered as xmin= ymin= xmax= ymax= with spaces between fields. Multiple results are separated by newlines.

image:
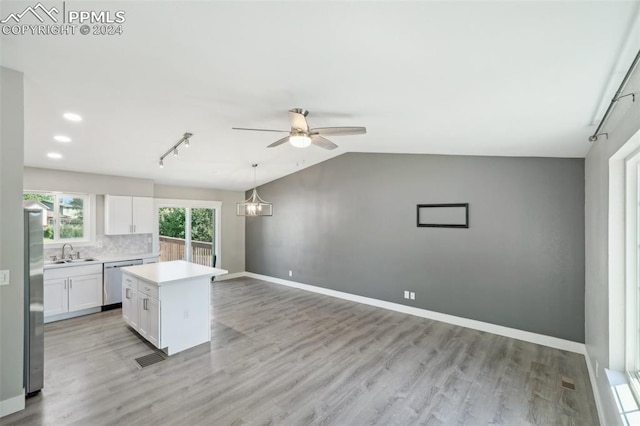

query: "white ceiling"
xmin=2 ymin=1 xmax=639 ymax=191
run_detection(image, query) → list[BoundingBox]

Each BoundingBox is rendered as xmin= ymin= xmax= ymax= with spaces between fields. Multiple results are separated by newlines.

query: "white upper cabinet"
xmin=132 ymin=197 xmax=154 ymax=234
xmin=105 ymin=195 xmax=154 ymax=235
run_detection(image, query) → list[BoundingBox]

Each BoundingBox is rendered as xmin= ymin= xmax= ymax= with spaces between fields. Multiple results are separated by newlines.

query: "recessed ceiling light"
xmin=47 ymin=152 xmax=62 ymax=159
xmin=63 ymin=112 xmax=82 ymax=122
xmin=54 ymin=135 xmax=71 ymax=143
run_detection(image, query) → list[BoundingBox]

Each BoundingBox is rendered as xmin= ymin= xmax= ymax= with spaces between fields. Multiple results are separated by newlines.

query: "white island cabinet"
xmin=121 ymin=260 xmax=227 ymax=355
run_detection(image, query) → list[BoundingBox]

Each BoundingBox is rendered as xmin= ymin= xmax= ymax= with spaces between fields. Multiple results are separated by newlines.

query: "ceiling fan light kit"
xmin=289 ymin=134 xmax=312 ymax=148
xmin=237 ymin=164 xmax=273 ymax=217
xmin=232 ymin=108 xmax=366 ymax=150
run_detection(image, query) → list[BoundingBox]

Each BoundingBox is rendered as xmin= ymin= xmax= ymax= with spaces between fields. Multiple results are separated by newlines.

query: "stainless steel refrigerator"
xmin=24 ymin=209 xmax=44 ymax=396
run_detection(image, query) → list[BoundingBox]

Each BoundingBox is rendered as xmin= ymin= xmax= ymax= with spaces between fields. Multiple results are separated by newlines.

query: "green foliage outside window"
xmin=159 ymin=207 xmax=213 ymax=242
xmin=23 ymin=192 xmax=86 ymax=241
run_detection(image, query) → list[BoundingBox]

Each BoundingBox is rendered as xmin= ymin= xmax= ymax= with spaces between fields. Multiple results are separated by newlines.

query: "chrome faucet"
xmin=61 ymin=243 xmax=74 ymax=260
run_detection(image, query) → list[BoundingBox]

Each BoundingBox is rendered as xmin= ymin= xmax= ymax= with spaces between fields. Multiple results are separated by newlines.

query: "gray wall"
xmin=584 ymin=70 xmax=640 ymax=424
xmin=153 ymin=185 xmax=245 ymax=274
xmin=246 ymin=153 xmax=585 ymax=342
xmin=0 ymin=68 xmax=25 ymax=408
xmin=24 ymin=167 xmax=154 ymax=197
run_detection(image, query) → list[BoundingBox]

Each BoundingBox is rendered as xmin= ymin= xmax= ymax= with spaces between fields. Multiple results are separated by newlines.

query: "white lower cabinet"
xmin=44 ymin=264 xmax=103 ymax=319
xmin=122 ymin=280 xmax=139 ymax=329
xmin=122 ymin=272 xmax=161 ymax=349
xmin=43 ymin=277 xmax=69 ymax=316
xmin=138 ymin=295 xmax=160 ymax=347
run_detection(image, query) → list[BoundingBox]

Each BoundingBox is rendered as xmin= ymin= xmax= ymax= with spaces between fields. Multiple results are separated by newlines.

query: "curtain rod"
xmin=589 ymin=48 xmax=640 ymax=142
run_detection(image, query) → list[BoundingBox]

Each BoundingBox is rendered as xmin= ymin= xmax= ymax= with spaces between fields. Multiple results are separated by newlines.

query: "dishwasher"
xmin=103 ymin=259 xmax=143 ymax=309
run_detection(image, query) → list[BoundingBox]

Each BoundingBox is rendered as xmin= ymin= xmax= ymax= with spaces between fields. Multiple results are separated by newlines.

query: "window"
xmin=625 ymin=148 xmax=640 ymax=407
xmin=158 ymin=206 xmax=217 ymax=267
xmin=153 ymin=199 xmax=221 ymax=268
xmin=23 ymin=192 xmax=90 ymax=243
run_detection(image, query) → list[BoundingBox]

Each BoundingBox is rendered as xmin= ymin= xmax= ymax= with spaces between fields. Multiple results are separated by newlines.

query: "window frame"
xmin=625 ymin=148 xmax=640 ymax=403
xmin=23 ymin=191 xmax=95 ymax=246
xmin=153 ymin=199 xmax=222 ymax=268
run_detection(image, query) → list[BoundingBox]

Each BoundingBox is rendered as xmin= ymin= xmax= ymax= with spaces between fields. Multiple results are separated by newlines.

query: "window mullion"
xmin=54 ymin=194 xmax=60 ymax=241
xmin=185 ymin=207 xmax=192 ymax=263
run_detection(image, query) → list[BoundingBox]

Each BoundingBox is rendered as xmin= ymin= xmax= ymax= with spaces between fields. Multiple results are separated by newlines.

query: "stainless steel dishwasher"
xmin=103 ymin=259 xmax=143 ymax=309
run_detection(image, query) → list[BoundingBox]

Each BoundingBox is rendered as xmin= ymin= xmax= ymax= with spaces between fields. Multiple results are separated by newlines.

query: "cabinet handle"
xmin=133 ymin=225 xmax=136 ymax=233
xmin=125 ymin=288 xmax=130 ymax=299
xmin=64 ymin=279 xmax=67 ymax=290
xmin=69 ymin=279 xmax=72 ymax=289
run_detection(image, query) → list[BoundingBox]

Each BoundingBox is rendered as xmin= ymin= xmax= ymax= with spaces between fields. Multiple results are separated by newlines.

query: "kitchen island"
xmin=121 ymin=260 xmax=228 ymax=355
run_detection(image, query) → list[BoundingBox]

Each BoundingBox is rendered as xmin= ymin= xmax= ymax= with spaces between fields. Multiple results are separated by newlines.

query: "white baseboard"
xmin=584 ymin=351 xmax=606 ymax=426
xmin=0 ymin=390 xmax=24 ymax=418
xmin=243 ymin=272 xmax=586 ymax=354
xmin=216 ymin=272 xmax=246 ymax=281
xmin=44 ymin=306 xmax=101 ymax=324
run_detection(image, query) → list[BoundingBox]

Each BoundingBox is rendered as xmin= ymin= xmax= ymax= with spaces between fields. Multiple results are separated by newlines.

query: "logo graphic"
xmin=1 ymin=2 xmax=126 ymax=36
xmin=0 ymin=2 xmax=59 ymax=24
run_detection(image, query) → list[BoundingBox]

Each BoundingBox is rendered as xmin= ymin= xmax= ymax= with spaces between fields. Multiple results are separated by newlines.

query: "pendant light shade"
xmin=236 ymin=164 xmax=273 ymax=216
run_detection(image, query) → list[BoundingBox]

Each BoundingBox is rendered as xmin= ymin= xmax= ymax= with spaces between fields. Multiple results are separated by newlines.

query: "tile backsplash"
xmin=44 ymin=234 xmax=153 ymax=260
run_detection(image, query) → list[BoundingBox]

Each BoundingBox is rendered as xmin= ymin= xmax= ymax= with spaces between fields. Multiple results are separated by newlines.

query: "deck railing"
xmin=159 ymin=236 xmax=214 ymax=267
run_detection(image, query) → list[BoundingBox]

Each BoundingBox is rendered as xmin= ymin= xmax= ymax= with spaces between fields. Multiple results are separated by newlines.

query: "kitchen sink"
xmin=44 ymin=258 xmax=99 ymax=266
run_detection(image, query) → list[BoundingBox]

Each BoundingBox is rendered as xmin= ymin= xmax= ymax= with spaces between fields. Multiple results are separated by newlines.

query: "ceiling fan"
xmin=232 ymin=108 xmax=366 ymax=150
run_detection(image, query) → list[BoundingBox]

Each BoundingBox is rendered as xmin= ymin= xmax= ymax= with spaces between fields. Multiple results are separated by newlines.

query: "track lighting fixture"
xmin=159 ymin=132 xmax=193 ymax=168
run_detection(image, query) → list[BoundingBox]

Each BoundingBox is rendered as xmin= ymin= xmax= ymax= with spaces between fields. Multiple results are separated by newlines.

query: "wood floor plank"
xmin=3 ymin=277 xmax=599 ymax=425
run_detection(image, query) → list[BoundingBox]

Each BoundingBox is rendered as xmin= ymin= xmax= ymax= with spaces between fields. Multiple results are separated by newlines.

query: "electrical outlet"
xmin=96 ymin=240 xmax=103 ymax=248
xmin=403 ymin=290 xmax=409 ymax=299
xmin=410 ymin=292 xmax=415 ymax=300
xmin=0 ymin=270 xmax=9 ymax=286
xmin=289 ymin=270 xmax=293 ymax=277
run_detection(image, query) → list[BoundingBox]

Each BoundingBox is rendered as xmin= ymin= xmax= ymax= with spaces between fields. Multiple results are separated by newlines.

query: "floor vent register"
xmin=133 ymin=351 xmax=167 ymax=369
xmin=560 ymin=376 xmax=576 ymax=391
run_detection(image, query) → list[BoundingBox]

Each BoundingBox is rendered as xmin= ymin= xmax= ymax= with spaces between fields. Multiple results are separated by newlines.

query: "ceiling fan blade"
xmin=288 ymin=110 xmax=309 ymax=132
xmin=232 ymin=127 xmax=289 ymax=133
xmin=267 ymin=136 xmax=290 ymax=148
xmin=309 ymin=126 xmax=366 ymax=136
xmin=311 ymin=135 xmax=338 ymax=150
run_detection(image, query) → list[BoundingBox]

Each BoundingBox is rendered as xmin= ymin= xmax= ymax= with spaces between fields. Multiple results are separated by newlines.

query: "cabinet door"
xmin=105 ymin=195 xmax=133 ymax=235
xmin=138 ymin=296 xmax=160 ymax=348
xmin=68 ymin=274 xmax=103 ymax=312
xmin=122 ymin=286 xmax=139 ymax=329
xmin=138 ymin=296 xmax=149 ymax=340
xmin=146 ymin=297 xmax=160 ymax=348
xmin=44 ymin=278 xmax=68 ymax=316
xmin=132 ymin=197 xmax=154 ymax=234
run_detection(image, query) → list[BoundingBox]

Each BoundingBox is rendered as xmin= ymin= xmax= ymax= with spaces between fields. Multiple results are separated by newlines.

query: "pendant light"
xmin=236 ymin=164 xmax=273 ymax=216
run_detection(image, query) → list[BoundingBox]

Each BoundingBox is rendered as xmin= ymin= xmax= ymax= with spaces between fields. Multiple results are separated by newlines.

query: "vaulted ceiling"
xmin=2 ymin=1 xmax=638 ymax=191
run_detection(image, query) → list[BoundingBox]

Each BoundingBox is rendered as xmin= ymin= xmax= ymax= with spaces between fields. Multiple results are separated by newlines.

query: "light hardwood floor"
xmin=4 ymin=277 xmax=598 ymax=425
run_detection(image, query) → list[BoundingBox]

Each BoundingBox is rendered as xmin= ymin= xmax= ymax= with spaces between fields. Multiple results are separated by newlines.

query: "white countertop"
xmin=43 ymin=253 xmax=159 ymax=270
xmin=121 ymin=260 xmax=228 ymax=285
